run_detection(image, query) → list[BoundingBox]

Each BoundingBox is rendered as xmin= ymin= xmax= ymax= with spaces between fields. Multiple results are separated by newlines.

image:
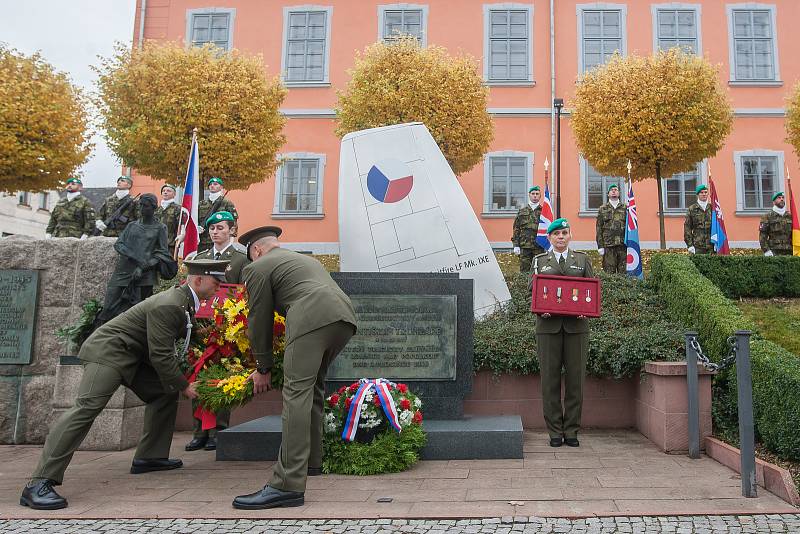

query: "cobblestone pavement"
xmin=2 ymin=515 xmax=800 ymax=533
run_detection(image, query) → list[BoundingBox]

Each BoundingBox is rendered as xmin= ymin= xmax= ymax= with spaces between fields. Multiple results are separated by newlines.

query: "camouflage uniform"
xmin=45 ymin=195 xmax=96 ymax=238
xmin=512 ymin=204 xmax=544 ymax=272
xmin=759 ymin=210 xmax=793 ymax=255
xmin=684 ymin=203 xmax=714 ymax=254
xmin=98 ymin=193 xmax=139 ymax=237
xmin=595 ymin=201 xmax=627 ymax=273
xmin=198 ymin=197 xmax=237 ymax=253
xmin=156 ymin=201 xmax=181 ymax=257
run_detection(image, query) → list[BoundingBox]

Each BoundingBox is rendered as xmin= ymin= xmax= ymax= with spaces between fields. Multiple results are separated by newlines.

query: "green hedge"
xmin=473 ymin=272 xmax=684 ymax=379
xmin=689 ymin=255 xmax=800 ymax=298
xmin=650 ymin=254 xmax=800 ymax=460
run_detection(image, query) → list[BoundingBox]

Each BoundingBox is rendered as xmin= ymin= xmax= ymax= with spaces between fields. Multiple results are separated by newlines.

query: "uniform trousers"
xmin=602 ymin=245 xmax=627 ymax=274
xmin=270 ymin=321 xmax=355 ymax=493
xmin=32 ymin=362 xmax=178 ymax=484
xmin=536 ymin=328 xmax=589 ymax=439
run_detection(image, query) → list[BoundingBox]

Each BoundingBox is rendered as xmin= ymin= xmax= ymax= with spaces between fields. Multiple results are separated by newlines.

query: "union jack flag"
xmin=624 ymin=181 xmax=643 ymax=279
xmin=535 ymin=183 xmax=554 ymax=251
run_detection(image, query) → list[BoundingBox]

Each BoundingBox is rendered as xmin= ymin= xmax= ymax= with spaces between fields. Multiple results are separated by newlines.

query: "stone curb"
xmin=705 ymin=436 xmax=800 ymax=506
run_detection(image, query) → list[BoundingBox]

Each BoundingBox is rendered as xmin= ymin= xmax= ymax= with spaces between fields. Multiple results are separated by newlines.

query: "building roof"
xmin=59 ymin=187 xmax=116 ymax=210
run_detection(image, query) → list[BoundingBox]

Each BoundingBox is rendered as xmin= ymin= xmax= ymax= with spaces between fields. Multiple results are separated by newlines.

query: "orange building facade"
xmin=130 ymin=0 xmax=800 ymax=252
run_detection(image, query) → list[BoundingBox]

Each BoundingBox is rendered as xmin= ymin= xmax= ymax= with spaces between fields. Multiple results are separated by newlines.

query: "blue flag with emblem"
xmin=624 ymin=181 xmax=643 ymax=279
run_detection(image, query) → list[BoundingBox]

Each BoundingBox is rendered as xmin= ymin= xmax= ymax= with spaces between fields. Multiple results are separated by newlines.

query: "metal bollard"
xmin=735 ymin=330 xmax=757 ymax=498
xmin=685 ymin=332 xmax=701 ymax=459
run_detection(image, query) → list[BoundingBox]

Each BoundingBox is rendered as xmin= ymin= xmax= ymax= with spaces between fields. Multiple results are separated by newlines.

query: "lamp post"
xmin=553 ymin=98 xmax=564 ymax=218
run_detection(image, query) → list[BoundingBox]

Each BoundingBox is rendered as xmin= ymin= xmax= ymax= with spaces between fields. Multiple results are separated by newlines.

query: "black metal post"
xmin=685 ymin=332 xmax=700 ymax=459
xmin=735 ymin=330 xmax=757 ymax=498
xmin=554 ymin=98 xmax=563 ymax=218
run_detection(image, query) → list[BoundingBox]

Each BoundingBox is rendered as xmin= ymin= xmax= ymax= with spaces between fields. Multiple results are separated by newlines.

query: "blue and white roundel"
xmin=367 ymin=159 xmax=414 ymax=203
xmin=626 ymin=246 xmax=641 ymax=272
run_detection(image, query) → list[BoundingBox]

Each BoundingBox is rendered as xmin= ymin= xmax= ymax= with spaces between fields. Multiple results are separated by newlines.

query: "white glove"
xmin=95 ymin=220 xmax=107 ymax=231
xmin=513 ymin=246 xmax=521 ymax=255
xmin=764 ymin=250 xmax=774 ymax=257
xmin=45 ymin=233 xmax=52 ymax=240
xmin=598 ymin=248 xmax=605 ymax=256
xmin=80 ymin=234 xmax=88 ymax=240
xmin=688 ymin=246 xmax=696 ymax=254
xmin=175 ymin=233 xmax=185 ymax=244
xmin=198 ymin=225 xmax=204 ymax=234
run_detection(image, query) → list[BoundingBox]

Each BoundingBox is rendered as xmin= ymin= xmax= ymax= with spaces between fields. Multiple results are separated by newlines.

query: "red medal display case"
xmin=196 ymin=283 xmax=243 ymax=319
xmin=530 ymin=274 xmax=602 ymax=318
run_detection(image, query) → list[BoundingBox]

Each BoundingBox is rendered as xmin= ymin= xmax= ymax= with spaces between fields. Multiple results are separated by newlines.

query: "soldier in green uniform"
xmin=531 ymin=218 xmax=594 ymax=448
xmin=760 ymin=191 xmax=793 ymax=256
xmin=19 ymin=259 xmax=229 ymax=510
xmin=198 ymin=177 xmax=238 ymax=253
xmin=684 ymin=184 xmax=714 ymax=254
xmin=512 ymin=186 xmax=545 ymax=272
xmin=156 ymin=184 xmax=181 ymax=258
xmin=232 ymin=226 xmax=357 ymax=510
xmin=185 ymin=211 xmax=251 ymax=452
xmin=45 ymin=177 xmax=95 ymax=239
xmin=95 ymin=176 xmax=138 ymax=237
xmin=595 ymin=184 xmax=627 ymax=273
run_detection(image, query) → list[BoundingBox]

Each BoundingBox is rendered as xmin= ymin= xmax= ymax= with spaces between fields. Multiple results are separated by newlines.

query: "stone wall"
xmin=0 ymin=235 xmax=116 ymax=444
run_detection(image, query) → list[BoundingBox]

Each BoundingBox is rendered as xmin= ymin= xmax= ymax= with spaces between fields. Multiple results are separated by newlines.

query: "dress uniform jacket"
xmin=195 ymin=242 xmax=250 ymax=283
xmin=46 ymin=195 xmax=96 ymax=238
xmin=198 ymin=196 xmax=238 ymax=252
xmin=532 ymin=250 xmax=594 ymax=334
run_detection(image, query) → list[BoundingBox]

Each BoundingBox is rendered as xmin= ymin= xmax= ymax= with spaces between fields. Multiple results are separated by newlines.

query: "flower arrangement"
xmin=322 ymin=379 xmax=426 ymax=475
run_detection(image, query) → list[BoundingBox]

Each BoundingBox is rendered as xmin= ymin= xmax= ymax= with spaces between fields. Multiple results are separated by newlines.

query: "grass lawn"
xmin=736 ymin=298 xmax=800 ymax=356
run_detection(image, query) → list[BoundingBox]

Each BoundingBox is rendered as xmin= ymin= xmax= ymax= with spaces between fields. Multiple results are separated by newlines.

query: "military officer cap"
xmin=528 ymin=186 xmax=541 ymax=193
xmin=117 ymin=175 xmax=133 ymax=185
xmin=184 ymin=258 xmax=230 ymax=281
xmin=695 ymin=184 xmax=708 ymax=194
xmin=238 ymin=225 xmax=283 ymax=260
xmin=547 ymin=218 xmax=570 ymax=234
xmin=161 ymin=183 xmax=177 ymax=193
xmin=206 ymin=210 xmax=235 ymax=227
xmin=607 ymin=183 xmax=619 ymax=193
xmin=208 ymin=177 xmax=224 ymax=186
xmin=66 ymin=177 xmax=82 ymax=185
xmin=772 ymin=191 xmax=785 ymax=201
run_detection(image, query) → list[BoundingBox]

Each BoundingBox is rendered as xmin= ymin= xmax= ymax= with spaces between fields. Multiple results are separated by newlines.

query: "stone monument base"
xmin=215 ymin=415 xmax=523 ymax=461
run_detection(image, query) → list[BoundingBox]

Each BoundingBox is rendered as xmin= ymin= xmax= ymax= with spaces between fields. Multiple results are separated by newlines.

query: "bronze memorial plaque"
xmin=327 ymin=295 xmax=457 ymax=381
xmin=0 ymin=270 xmax=39 ymax=365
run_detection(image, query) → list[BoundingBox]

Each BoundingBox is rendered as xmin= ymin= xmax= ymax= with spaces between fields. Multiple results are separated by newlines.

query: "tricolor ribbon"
xmin=186 ymin=340 xmax=220 ymax=431
xmin=341 ymin=378 xmax=402 ymax=442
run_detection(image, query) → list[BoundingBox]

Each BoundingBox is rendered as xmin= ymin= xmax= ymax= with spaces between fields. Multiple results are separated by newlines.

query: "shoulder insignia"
xmin=533 ymin=252 xmax=548 ymax=259
xmin=232 ymin=242 xmax=247 ymax=254
xmin=573 ymin=250 xmax=587 ymax=256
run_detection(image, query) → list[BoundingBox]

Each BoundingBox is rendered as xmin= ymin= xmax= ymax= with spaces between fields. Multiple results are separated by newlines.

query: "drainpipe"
xmin=549 ymin=0 xmax=556 ymax=194
xmin=138 ymin=0 xmax=147 ymax=49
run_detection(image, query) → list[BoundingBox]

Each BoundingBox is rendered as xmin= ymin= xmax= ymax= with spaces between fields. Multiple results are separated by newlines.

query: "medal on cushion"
xmin=572 ymin=288 xmax=579 ymax=302
xmin=585 ymin=289 xmax=592 ymax=303
xmin=542 ymin=286 xmax=548 ymax=300
xmin=556 ymin=287 xmax=562 ymax=303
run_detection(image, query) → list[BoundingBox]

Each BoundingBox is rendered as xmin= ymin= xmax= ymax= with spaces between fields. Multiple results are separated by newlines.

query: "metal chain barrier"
xmin=689 ymin=335 xmax=738 ymax=372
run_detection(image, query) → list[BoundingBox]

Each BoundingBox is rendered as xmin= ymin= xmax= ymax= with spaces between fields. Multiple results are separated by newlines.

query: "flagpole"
xmin=174 ymin=128 xmax=198 ymax=261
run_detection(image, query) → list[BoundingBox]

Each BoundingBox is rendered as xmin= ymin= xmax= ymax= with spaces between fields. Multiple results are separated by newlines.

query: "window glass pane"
xmin=658 ymin=11 xmax=676 ymax=38
xmin=602 ymin=12 xmax=620 ymax=37
xmin=752 ymin=11 xmax=771 ymax=37
xmin=286 ymin=11 xmax=328 ymax=82
xmin=583 ymin=12 xmax=601 ymax=36
xmin=733 ymin=12 xmax=752 ymax=38
xmin=289 ymin=13 xmax=307 ymax=38
xmin=491 ymin=11 xmax=508 ymax=37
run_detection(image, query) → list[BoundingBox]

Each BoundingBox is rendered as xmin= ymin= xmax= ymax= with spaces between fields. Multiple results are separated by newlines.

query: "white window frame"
xmin=661 ymin=161 xmax=707 ymax=214
xmin=733 ymin=149 xmax=784 ymax=213
xmin=378 ymin=4 xmax=429 ymax=46
xmin=281 ymin=5 xmax=334 ymax=87
xmin=17 ymin=192 xmax=30 ymax=206
xmin=38 ymin=192 xmax=49 ymax=211
xmin=272 ymin=152 xmax=326 ymax=218
xmin=651 ymin=3 xmax=701 ymax=54
xmin=576 ymin=3 xmax=628 ymax=74
xmin=726 ymin=3 xmax=781 ymax=85
xmin=482 ymin=150 xmax=534 ymax=217
xmin=482 ymin=3 xmax=534 ymax=86
xmin=579 ymin=158 xmax=626 ymax=214
xmin=185 ymin=8 xmax=236 ymax=50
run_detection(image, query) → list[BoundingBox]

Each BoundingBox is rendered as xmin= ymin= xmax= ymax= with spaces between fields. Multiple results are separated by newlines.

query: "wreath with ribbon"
xmin=322 ymin=378 xmax=426 ymax=475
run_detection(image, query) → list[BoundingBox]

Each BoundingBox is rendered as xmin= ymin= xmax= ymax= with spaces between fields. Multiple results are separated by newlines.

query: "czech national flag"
xmin=536 ymin=184 xmax=554 ymax=251
xmin=178 ymin=136 xmax=200 ymax=259
xmin=624 ymin=181 xmax=643 ymax=279
xmin=709 ymin=178 xmax=730 ymax=255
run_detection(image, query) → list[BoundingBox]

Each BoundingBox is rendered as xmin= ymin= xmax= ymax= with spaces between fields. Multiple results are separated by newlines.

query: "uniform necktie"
xmin=558 ymin=255 xmax=566 ymax=273
xmin=214 ymin=252 xmax=221 ymax=260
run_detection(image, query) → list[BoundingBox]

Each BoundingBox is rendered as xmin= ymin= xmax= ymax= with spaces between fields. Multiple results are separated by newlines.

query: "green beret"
xmin=607 ymin=183 xmax=619 ymax=193
xmin=695 ymin=184 xmax=708 ymax=194
xmin=547 ymin=218 xmax=570 ymax=234
xmin=206 ymin=211 xmax=235 ymax=226
xmin=208 ymin=177 xmax=224 ymax=186
xmin=772 ymin=191 xmax=785 ymax=201
xmin=161 ymin=183 xmax=177 ymax=193
xmin=117 ymin=175 xmax=133 ymax=185
xmin=66 ymin=177 xmax=82 ymax=185
xmin=528 ymin=186 xmax=541 ymax=193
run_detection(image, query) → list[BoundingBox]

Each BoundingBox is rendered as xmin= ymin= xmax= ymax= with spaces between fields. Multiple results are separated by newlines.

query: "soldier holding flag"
xmin=684 ymin=184 xmax=714 ymax=254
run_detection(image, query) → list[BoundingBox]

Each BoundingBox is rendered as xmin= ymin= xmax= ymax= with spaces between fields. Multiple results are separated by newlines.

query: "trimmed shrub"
xmin=650 ymin=253 xmax=800 ymax=460
xmin=689 ymin=255 xmax=800 ymax=298
xmin=473 ymin=272 xmax=684 ymax=379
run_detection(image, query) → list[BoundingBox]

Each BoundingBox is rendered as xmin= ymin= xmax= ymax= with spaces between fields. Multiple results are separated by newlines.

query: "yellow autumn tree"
xmin=335 ymin=37 xmax=493 ymax=175
xmin=95 ymin=42 xmax=286 ymax=190
xmin=786 ymin=82 xmax=800 ymax=157
xmin=571 ymin=49 xmax=733 ymax=248
xmin=0 ymin=45 xmax=92 ymax=192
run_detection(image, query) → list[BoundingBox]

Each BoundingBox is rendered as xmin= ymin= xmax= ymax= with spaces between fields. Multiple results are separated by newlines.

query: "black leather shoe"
xmin=185 ymin=437 xmax=207 ymax=451
xmin=549 ymin=437 xmax=563 ymax=447
xmin=232 ymin=485 xmax=304 ymax=510
xmin=130 ymin=458 xmax=183 ymax=474
xmin=565 ymin=437 xmax=580 ymax=447
xmin=204 ymin=437 xmax=217 ymax=451
xmin=20 ymin=479 xmax=68 ymax=510
xmin=308 ymin=466 xmax=323 ymax=476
